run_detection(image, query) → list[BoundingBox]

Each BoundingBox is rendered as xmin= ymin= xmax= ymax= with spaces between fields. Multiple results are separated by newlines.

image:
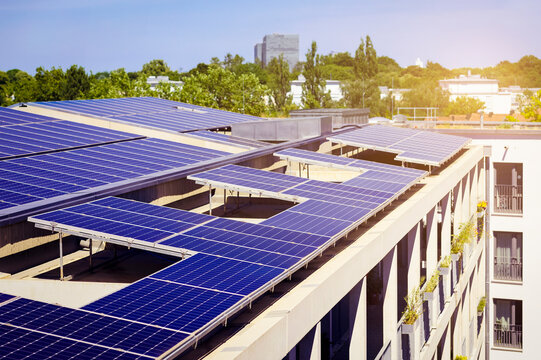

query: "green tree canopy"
xmin=444 ymin=96 xmax=485 ymax=116
xmin=301 ymin=41 xmax=330 ymax=109
xmin=63 ymin=65 xmax=90 ymax=100
xmin=266 ymin=54 xmax=293 ymax=112
xmin=141 ymin=59 xmax=171 ymax=76
xmin=520 ymin=89 xmax=541 ymax=121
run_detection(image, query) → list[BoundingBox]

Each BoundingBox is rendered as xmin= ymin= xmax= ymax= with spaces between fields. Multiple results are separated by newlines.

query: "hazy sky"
xmin=1 ymin=0 xmax=539 ymax=74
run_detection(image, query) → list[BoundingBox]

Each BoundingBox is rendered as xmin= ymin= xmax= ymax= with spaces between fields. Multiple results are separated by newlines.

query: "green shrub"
xmin=477 ymin=296 xmax=486 ymax=313
xmin=425 ymin=270 xmax=440 ymax=293
xmin=402 ymin=286 xmax=423 ymax=325
xmin=440 ymin=255 xmax=451 ymax=268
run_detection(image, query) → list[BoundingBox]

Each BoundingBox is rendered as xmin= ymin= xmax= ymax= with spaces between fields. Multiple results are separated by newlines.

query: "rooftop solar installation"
xmin=0 ymin=120 xmax=143 ymax=159
xmin=274 ymin=147 xmax=426 ymax=177
xmin=0 ymin=296 xmax=187 ymax=358
xmin=32 ymin=97 xmax=262 ymax=133
xmin=0 ymin=107 xmax=54 ymax=126
xmin=186 ymin=130 xmax=268 ymax=149
xmin=327 ymin=125 xmax=471 ymax=166
xmin=0 ymin=138 xmax=229 ymax=211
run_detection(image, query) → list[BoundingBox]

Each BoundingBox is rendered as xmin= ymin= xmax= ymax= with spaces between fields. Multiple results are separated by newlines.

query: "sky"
xmin=1 ymin=0 xmax=539 ymax=74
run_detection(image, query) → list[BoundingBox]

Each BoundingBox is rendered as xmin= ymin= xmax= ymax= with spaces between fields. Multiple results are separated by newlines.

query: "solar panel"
xmin=186 ymin=130 xmax=268 ymax=149
xmin=0 ymin=107 xmax=54 ymax=126
xmin=0 ymin=293 xmax=14 ymax=305
xmin=82 ymin=278 xmax=243 ymax=334
xmin=274 ymin=148 xmax=426 ymax=177
xmin=204 ymin=217 xmax=330 ymax=247
xmin=286 ymin=199 xmax=371 ymax=222
xmin=328 ymin=125 xmax=471 ymax=166
xmin=0 ymin=297 xmax=186 ymax=358
xmin=261 ymin=211 xmax=353 ymax=237
xmin=0 ymin=139 xmax=229 ymax=211
xmin=0 ymin=325 xmax=148 ymax=360
xmin=149 ymin=253 xmax=284 ymax=296
xmin=32 ymin=97 xmax=262 ymax=133
xmin=159 ymin=234 xmax=300 ymax=269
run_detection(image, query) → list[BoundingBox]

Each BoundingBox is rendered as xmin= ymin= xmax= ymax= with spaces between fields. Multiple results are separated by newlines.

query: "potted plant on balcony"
xmin=438 ymin=256 xmax=452 ymax=300
xmin=477 ymin=200 xmax=487 ymax=216
xmin=477 ymin=296 xmax=486 ymax=335
xmin=423 ymin=270 xmax=440 ymax=329
xmin=402 ymin=286 xmax=423 ymax=359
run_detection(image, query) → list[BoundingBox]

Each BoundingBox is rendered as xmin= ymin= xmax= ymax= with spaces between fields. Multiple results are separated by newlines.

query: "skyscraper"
xmin=254 ymin=33 xmax=299 ymax=70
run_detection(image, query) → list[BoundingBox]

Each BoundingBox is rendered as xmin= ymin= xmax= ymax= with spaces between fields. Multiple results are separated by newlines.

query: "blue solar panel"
xmin=0 ymin=325 xmax=148 ymax=360
xmin=287 ymin=199 xmax=371 ymax=222
xmin=328 ymin=125 xmax=470 ymax=166
xmin=0 ymin=298 xmax=186 ymax=358
xmin=0 ymin=107 xmax=54 ymax=126
xmin=159 ymin=234 xmax=300 ymax=269
xmin=150 ymin=253 xmax=284 ymax=296
xmin=181 ymin=226 xmax=317 ymax=257
xmin=187 ymin=131 xmax=268 ymax=149
xmin=0 ymin=121 xmax=142 ymax=159
xmin=0 ymin=293 xmax=14 ymax=304
xmin=204 ymin=217 xmax=330 ymax=247
xmin=0 ymin=139 xmax=229 ymax=211
xmin=274 ymin=148 xmax=426 ymax=177
xmin=82 ymin=278 xmax=243 ymax=333
xmin=33 ymin=97 xmax=262 ymax=133
xmin=261 ymin=211 xmax=352 ymax=237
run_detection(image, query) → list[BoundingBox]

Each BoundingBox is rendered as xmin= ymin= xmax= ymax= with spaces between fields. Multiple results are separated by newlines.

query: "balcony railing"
xmin=494 ymin=323 xmax=522 ymax=349
xmin=494 ymin=257 xmax=523 ymax=281
xmin=494 ymin=184 xmax=522 ymax=214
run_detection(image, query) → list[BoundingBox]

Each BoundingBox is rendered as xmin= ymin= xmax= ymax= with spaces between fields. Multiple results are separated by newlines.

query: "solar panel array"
xmin=0 ymin=107 xmax=53 ymax=126
xmin=0 ymin=138 xmax=229 ymax=211
xmin=186 ymin=130 xmax=268 ymax=149
xmin=327 ymin=125 xmax=471 ymax=166
xmin=33 ymin=97 xmax=262 ymax=133
xmin=0 ymin=120 xmax=142 ymax=160
xmin=29 ymin=196 xmax=340 ymax=357
xmin=189 ymin=164 xmax=425 ymax=236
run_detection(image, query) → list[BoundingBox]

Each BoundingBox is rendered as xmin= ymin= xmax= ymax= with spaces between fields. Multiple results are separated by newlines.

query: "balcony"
xmin=494 ymin=257 xmax=522 ymax=282
xmin=494 ymin=184 xmax=522 ymax=214
xmin=494 ymin=323 xmax=522 ymax=349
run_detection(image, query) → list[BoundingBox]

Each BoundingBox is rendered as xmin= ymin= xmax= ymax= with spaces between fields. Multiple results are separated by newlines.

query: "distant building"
xmin=146 ymin=76 xmax=182 ymax=91
xmin=415 ymin=57 xmax=425 ymax=68
xmin=289 ymin=75 xmax=342 ymax=106
xmin=254 ymin=43 xmax=263 ymax=64
xmin=439 ymin=73 xmax=513 ymax=114
xmin=254 ymin=34 xmax=299 ymax=70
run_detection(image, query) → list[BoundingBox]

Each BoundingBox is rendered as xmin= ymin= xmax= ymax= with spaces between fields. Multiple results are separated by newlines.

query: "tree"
xmin=63 ymin=65 xmax=90 ymax=100
xmin=141 ymin=59 xmax=171 ymax=76
xmin=444 ymin=96 xmax=485 ymax=116
xmin=34 ymin=66 xmax=66 ymax=101
xmin=399 ymin=82 xmax=450 ymax=109
xmin=266 ymin=55 xmax=292 ymax=112
xmin=301 ymin=41 xmax=330 ymax=109
xmin=11 ymin=70 xmax=37 ymax=103
xmin=179 ymin=65 xmax=268 ymax=116
xmin=520 ymin=89 xmax=541 ymax=121
xmin=353 ymin=36 xmax=378 ymax=81
xmin=341 ymin=79 xmax=382 ymax=114
xmin=0 ymin=71 xmax=10 ymax=106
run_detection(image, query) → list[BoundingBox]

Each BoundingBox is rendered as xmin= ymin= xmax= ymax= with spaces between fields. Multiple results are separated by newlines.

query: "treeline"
xmin=2 ymin=40 xmax=541 ymax=117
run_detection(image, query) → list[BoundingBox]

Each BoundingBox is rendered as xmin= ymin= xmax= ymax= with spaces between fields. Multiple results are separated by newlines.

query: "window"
xmin=494 ymin=232 xmax=522 ymax=281
xmin=493 ymin=299 xmax=522 ymax=349
xmin=493 ymin=163 xmax=523 ymax=214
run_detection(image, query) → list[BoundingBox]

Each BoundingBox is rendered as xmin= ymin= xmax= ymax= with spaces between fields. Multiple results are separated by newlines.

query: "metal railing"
xmin=494 ymin=184 xmax=523 ymax=214
xmin=494 ymin=323 xmax=522 ymax=349
xmin=494 ymin=257 xmax=522 ymax=281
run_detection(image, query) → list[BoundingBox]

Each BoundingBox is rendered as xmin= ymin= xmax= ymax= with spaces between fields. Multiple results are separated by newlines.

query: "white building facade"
xmin=289 ymin=76 xmax=343 ymax=106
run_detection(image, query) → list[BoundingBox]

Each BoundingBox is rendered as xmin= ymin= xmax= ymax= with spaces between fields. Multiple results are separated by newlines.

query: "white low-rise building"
xmin=289 ymin=75 xmax=343 ymax=106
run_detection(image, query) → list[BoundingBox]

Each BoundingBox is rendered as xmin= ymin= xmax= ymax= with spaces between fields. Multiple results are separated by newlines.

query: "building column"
xmin=441 ymin=324 xmax=451 ymax=360
xmin=383 ymin=246 xmax=398 ymax=359
xmin=453 ymin=182 xmax=462 ymax=235
xmin=426 ymin=206 xmax=438 ymax=277
xmin=441 ymin=192 xmax=452 ymax=256
xmin=293 ymin=322 xmax=321 ymax=360
xmin=407 ymin=223 xmax=421 ymax=293
xmin=349 ymin=278 xmax=367 ymax=360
